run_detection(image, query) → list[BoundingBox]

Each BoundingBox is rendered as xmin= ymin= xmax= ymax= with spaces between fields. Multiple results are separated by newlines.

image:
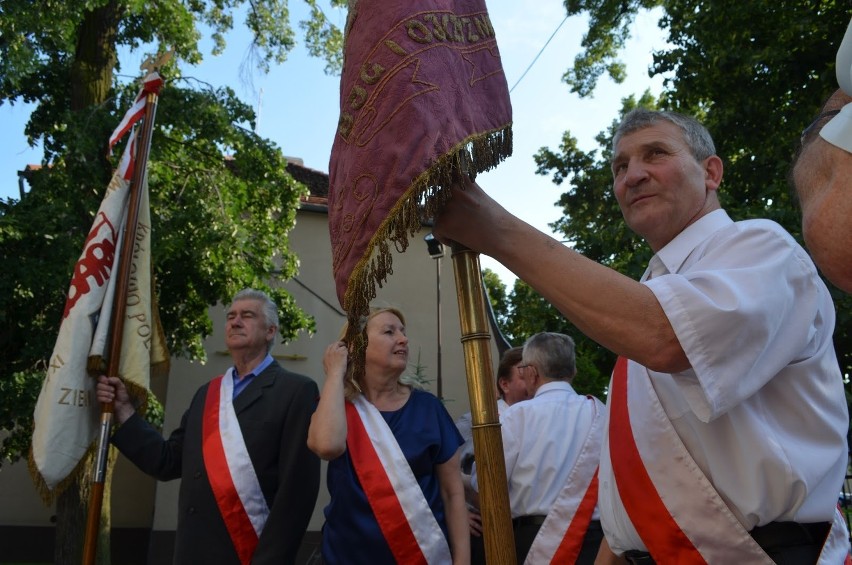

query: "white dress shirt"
xmin=821 ymin=16 xmax=852 ymax=152
xmin=474 ymin=381 xmax=604 ymax=519
xmin=456 ymin=399 xmax=510 ymax=475
xmin=599 ymin=209 xmax=849 ymax=553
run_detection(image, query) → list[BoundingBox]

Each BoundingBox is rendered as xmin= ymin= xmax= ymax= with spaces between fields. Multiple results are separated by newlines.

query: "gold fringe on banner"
xmin=341 ymin=124 xmax=512 ymax=384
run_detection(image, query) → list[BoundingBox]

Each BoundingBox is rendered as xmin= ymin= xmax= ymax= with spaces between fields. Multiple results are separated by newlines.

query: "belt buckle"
xmin=623 ymin=550 xmax=654 ymax=564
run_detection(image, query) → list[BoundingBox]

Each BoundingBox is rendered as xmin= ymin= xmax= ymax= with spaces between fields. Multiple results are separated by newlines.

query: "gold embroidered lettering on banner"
xmin=337 ymin=10 xmax=497 ymax=141
xmin=46 ymin=354 xmax=65 ymax=385
xmin=58 ymin=387 xmax=91 ymax=407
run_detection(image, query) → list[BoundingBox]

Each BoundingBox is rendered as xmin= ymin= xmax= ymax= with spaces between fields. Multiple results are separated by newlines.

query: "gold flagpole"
xmin=82 ymin=83 xmax=160 ymax=565
xmin=451 ymin=242 xmax=516 ymax=565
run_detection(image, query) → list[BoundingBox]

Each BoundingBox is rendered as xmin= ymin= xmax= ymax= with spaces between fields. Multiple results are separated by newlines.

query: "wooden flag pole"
xmin=82 ymin=87 xmax=159 ymax=565
xmin=450 ymin=242 xmax=516 ymax=565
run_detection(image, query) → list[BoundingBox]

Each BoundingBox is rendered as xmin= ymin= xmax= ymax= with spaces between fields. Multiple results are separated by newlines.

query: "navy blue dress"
xmin=321 ymin=388 xmax=463 ymax=564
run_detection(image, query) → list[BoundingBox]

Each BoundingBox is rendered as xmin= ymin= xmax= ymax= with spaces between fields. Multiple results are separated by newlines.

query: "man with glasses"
xmin=789 ymin=17 xmax=852 ymax=293
xmin=435 ymin=106 xmax=849 ymax=563
xmin=469 ymin=332 xmax=605 ymax=564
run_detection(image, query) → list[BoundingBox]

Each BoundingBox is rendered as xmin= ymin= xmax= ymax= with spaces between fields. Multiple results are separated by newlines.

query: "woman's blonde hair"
xmin=341 ymin=305 xmax=406 ymax=398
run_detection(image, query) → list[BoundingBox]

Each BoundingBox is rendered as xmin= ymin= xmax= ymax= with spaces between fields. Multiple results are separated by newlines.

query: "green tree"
xmin=481 ymin=269 xmax=611 ymax=399
xmin=0 ymin=1 xmax=346 ymax=562
xmin=508 ymin=280 xmax=612 ymax=398
xmin=482 ymin=267 xmax=510 ymax=329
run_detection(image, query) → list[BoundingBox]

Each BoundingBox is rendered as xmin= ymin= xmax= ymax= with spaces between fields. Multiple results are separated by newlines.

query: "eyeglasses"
xmin=801 ymin=109 xmax=841 ymax=146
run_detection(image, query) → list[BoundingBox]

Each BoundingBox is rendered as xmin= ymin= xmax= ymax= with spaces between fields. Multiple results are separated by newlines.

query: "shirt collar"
xmin=534 ymin=380 xmax=576 ymax=397
xmin=233 ymin=353 xmax=274 ymax=382
xmin=649 ymin=209 xmax=732 ymax=277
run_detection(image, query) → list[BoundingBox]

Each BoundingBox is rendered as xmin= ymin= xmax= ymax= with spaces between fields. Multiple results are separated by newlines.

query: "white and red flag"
xmin=29 ymin=73 xmax=169 ymax=501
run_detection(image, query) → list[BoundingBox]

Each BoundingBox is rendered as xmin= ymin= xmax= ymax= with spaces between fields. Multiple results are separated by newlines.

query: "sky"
xmin=0 ymin=1 xmax=669 ymax=287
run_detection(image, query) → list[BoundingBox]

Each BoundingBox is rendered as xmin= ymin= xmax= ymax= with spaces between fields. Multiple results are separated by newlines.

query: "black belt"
xmin=750 ymin=520 xmax=831 ymax=550
xmin=512 ymin=515 xmax=547 ymax=529
xmin=621 ymin=521 xmax=831 ymax=564
xmin=623 ymin=550 xmax=655 ymax=564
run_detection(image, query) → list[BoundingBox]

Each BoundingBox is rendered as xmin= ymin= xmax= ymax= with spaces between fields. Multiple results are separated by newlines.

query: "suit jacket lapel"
xmin=233 ymin=364 xmax=277 ymax=415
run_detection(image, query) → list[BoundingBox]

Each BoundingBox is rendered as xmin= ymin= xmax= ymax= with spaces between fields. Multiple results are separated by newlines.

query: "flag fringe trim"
xmin=341 ymin=122 xmax=512 ymax=383
xmin=28 ymin=359 xmax=168 ymax=506
xmin=28 ymin=441 xmax=97 ymax=506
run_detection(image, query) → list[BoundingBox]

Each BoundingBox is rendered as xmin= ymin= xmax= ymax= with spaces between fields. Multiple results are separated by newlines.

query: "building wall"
xmin=0 ymin=204 xmax=501 ymax=553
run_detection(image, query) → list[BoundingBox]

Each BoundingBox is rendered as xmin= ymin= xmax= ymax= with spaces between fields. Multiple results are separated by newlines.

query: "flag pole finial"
xmin=140 ymin=47 xmax=174 ymax=75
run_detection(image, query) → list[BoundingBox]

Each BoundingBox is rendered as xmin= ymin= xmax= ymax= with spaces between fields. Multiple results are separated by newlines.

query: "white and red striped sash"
xmin=345 ymin=394 xmax=451 ymax=564
xmin=202 ymin=372 xmax=270 ymax=565
xmin=609 ymin=356 xmax=772 ymax=564
xmin=525 ymin=396 xmax=603 ymax=565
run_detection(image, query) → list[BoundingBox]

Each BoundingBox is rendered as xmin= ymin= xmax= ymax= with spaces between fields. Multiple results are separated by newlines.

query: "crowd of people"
xmin=92 ymin=15 xmax=852 ymax=565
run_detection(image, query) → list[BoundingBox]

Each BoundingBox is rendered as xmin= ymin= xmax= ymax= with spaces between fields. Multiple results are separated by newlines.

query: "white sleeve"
xmin=820 ymin=103 xmax=852 ymax=153
xmin=836 ymin=16 xmax=852 ymax=95
xmin=820 ymin=16 xmax=852 ymax=152
xmin=645 ymin=225 xmax=827 ymax=421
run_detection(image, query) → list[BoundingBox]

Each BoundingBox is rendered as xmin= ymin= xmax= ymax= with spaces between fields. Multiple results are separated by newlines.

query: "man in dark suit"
xmin=97 ymin=288 xmax=320 ymax=564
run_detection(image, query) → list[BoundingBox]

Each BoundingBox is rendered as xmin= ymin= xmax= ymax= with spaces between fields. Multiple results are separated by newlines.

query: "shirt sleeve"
xmin=821 ymin=103 xmax=852 ymax=153
xmin=468 ymin=407 xmax=521 ymax=495
xmin=821 ymin=17 xmax=852 ymax=151
xmin=646 ymin=223 xmax=828 ymax=421
xmin=834 ymin=16 xmax=852 ymax=95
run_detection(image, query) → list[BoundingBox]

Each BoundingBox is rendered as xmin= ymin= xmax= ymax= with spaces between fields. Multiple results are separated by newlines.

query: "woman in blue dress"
xmin=308 ymin=306 xmax=469 ymax=564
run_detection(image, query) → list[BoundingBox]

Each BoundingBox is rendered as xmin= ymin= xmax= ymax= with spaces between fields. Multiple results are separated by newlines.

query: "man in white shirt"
xmin=434 ymin=107 xmax=849 ymax=563
xmin=790 ymin=16 xmax=852 ymax=293
xmin=471 ymin=332 xmax=605 ymax=564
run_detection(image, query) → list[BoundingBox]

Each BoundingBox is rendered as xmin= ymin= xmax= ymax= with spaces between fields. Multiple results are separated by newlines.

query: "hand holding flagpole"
xmin=81 ymin=56 xmax=166 ymax=565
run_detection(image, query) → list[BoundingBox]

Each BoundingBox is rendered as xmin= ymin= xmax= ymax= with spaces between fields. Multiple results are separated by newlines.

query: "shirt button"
xmin=194 ymin=471 xmax=202 ymax=479
xmin=188 ymin=507 xmax=196 ymax=514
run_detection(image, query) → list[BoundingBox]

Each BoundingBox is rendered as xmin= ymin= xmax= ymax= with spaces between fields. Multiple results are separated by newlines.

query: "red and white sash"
xmin=345 ymin=394 xmax=451 ymax=564
xmin=609 ymin=357 xmax=772 ymax=564
xmin=202 ymin=372 xmax=270 ymax=565
xmin=525 ymin=396 xmax=604 ymax=565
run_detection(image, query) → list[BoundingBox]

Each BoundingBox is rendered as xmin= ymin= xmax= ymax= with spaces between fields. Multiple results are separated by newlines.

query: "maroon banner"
xmin=328 ymin=0 xmax=512 ymax=359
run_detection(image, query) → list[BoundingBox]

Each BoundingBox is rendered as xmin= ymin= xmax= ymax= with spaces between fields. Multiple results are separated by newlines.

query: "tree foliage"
xmin=482 ymin=269 xmax=611 ymax=399
xmin=1 ymin=0 xmax=347 ymax=465
xmin=503 ymin=0 xmax=852 ymax=383
xmin=0 ymin=0 xmax=344 ymax=101
xmin=2 ymin=0 xmax=346 ymax=561
xmin=482 ymin=268 xmax=510 ymax=328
